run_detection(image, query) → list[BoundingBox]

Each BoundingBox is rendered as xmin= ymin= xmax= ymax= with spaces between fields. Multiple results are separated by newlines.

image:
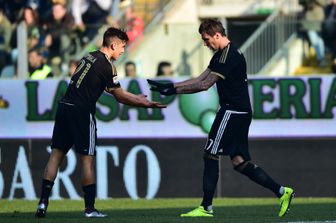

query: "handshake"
xmin=147 ymin=79 xmax=177 ymax=96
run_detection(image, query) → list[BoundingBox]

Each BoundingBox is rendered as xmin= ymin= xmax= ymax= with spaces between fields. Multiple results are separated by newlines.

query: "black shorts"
xmin=204 ymin=108 xmax=252 ymax=161
xmin=51 ymin=102 xmax=97 ymax=156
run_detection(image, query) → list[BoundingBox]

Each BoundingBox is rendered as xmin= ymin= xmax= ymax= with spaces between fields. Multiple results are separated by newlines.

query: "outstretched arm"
xmin=175 ymin=71 xmax=220 ymax=94
xmin=174 ymin=68 xmax=212 ymax=87
xmin=106 ymin=88 xmax=166 ymax=108
xmin=148 ymin=68 xmax=220 ymax=95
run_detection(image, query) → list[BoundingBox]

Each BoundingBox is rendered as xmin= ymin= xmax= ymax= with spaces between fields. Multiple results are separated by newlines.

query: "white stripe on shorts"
xmin=89 ymin=114 xmax=95 ymax=155
xmin=211 ymin=111 xmax=231 ymax=154
xmin=210 ymin=110 xmax=249 ymax=155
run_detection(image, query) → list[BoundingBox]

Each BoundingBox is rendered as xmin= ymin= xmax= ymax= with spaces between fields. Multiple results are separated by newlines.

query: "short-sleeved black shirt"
xmin=62 ymin=50 xmax=120 ymax=113
xmin=208 ymin=44 xmax=252 ymax=112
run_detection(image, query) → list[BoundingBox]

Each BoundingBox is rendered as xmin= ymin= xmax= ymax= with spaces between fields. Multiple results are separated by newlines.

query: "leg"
xmin=40 ymin=148 xmax=66 ymax=202
xmin=232 ymin=155 xmax=294 ymax=217
xmin=44 ymin=148 xmax=66 ymax=181
xmin=181 ymin=109 xmax=244 ymax=218
xmin=68 ymin=110 xmax=105 ymax=218
xmin=36 ymin=102 xmax=74 ymax=218
xmin=81 ymin=154 xmax=107 ymax=218
xmin=180 ymin=153 xmax=217 ymax=217
xmin=81 ymin=154 xmax=96 ymax=185
xmin=231 ymin=155 xmax=282 ymax=197
xmin=81 ymin=154 xmax=96 ymax=210
xmin=201 ymin=153 xmax=219 ymax=210
xmin=35 ymin=148 xmax=66 ymax=218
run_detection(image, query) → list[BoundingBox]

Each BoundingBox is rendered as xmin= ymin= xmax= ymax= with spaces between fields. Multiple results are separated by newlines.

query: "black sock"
xmin=39 ymin=179 xmax=54 ymax=204
xmin=235 ymin=162 xmax=281 ymax=197
xmin=82 ymin=184 xmax=96 ymax=209
xmin=201 ymin=156 xmax=219 ymax=210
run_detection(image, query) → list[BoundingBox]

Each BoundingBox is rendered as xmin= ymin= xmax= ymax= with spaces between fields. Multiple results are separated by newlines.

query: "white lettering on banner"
xmin=9 ymin=146 xmax=36 ymax=200
xmin=96 ymin=146 xmax=119 ymax=199
xmin=1 ymin=144 xmax=161 ymax=199
xmin=123 ymin=145 xmax=161 ymax=199
xmin=48 ymin=147 xmax=80 ymax=200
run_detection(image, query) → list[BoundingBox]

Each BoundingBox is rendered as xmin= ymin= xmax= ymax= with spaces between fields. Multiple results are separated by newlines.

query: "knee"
xmin=203 ymin=153 xmax=219 ymax=176
xmin=233 ymin=160 xmax=258 ymax=174
xmin=49 ymin=149 xmax=66 ymax=166
xmin=231 ymin=155 xmax=256 ymax=173
xmin=47 ymin=156 xmax=64 ymax=170
xmin=231 ymin=155 xmax=245 ymax=168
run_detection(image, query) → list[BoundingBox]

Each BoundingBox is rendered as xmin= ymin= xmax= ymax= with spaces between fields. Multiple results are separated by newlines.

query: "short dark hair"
xmin=125 ymin=61 xmax=136 ymax=67
xmin=102 ymin=27 xmax=129 ymax=47
xmin=28 ymin=47 xmax=42 ymax=55
xmin=156 ymin=61 xmax=172 ymax=76
xmin=198 ymin=19 xmax=226 ymax=36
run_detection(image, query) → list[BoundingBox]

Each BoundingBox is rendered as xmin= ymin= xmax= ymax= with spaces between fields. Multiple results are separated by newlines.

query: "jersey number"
xmin=75 ymin=61 xmax=92 ymax=88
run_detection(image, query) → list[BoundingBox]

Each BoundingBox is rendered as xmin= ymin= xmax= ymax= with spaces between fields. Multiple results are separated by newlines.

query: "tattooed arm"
xmin=174 ymin=68 xmax=212 ymax=88
xmin=175 ymin=72 xmax=220 ymax=94
xmin=147 ymin=68 xmax=221 ymax=95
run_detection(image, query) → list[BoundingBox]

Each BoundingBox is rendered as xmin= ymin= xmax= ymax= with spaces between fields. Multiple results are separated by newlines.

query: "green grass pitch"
xmin=1 ymin=198 xmax=336 ymax=223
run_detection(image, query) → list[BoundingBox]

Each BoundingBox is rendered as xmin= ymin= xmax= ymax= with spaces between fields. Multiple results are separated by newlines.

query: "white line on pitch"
xmin=284 ymin=221 xmax=336 ymax=223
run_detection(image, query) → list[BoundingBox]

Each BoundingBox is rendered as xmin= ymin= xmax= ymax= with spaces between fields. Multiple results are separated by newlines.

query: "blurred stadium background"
xmin=1 ymin=0 xmax=336 ymax=222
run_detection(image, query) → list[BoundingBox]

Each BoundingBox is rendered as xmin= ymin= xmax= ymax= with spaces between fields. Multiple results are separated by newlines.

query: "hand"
xmin=147 ymin=79 xmax=176 ymax=96
xmin=76 ymin=23 xmax=86 ymax=32
xmin=44 ymin=34 xmax=52 ymax=47
xmin=138 ymin=94 xmax=167 ymax=108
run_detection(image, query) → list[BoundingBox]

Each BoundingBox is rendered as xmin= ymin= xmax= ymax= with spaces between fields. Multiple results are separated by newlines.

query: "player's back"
xmin=62 ymin=50 xmax=115 ymax=113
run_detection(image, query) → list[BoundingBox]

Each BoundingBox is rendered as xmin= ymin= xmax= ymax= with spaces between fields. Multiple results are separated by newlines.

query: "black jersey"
xmin=208 ymin=44 xmax=252 ymax=112
xmin=62 ymin=50 xmax=121 ymax=113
